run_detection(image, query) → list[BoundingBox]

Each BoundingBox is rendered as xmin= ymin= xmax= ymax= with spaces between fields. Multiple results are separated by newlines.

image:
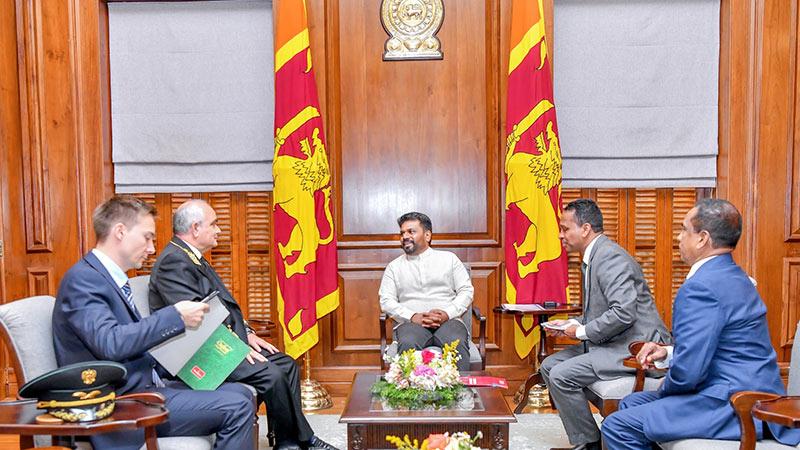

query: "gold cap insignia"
xmin=81 ymin=369 xmax=97 ymax=385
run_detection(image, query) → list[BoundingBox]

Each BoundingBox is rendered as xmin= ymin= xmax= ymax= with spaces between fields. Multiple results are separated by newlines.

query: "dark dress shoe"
xmin=309 ymin=435 xmax=340 ymax=450
xmin=275 ymin=441 xmax=303 ymax=450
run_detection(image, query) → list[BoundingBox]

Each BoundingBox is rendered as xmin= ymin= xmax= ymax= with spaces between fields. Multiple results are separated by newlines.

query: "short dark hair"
xmin=92 ymin=195 xmax=157 ymax=242
xmin=397 ymin=212 xmax=432 ymax=233
xmin=690 ymin=198 xmax=742 ymax=249
xmin=564 ymin=198 xmax=604 ymax=232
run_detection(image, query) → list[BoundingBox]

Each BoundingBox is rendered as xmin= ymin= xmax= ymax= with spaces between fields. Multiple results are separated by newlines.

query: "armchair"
xmin=579 ymin=341 xmax=667 ymax=417
xmin=0 ymin=294 xmax=213 ymax=450
xmin=378 ymin=262 xmax=487 ymax=371
xmin=620 ymin=323 xmax=800 ymax=450
xmin=379 ymin=305 xmax=487 ymax=371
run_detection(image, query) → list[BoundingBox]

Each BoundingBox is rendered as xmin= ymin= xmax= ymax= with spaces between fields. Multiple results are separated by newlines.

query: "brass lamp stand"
xmin=299 ymin=351 xmax=332 ymax=410
xmin=513 ymin=341 xmax=551 ymax=409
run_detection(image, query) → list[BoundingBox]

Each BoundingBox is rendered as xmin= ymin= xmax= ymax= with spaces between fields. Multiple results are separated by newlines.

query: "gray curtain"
xmin=554 ymin=0 xmax=720 ymax=188
xmin=108 ymin=0 xmax=274 ymax=193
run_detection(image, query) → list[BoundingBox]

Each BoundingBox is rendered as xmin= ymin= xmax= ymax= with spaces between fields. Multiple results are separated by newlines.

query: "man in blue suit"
xmin=602 ymin=198 xmax=800 ymax=449
xmin=52 ymin=195 xmax=255 ymax=450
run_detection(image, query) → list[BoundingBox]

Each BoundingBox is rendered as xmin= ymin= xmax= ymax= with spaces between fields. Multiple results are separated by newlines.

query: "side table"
xmin=0 ymin=397 xmax=168 ymax=450
xmin=493 ymin=304 xmax=582 ymax=414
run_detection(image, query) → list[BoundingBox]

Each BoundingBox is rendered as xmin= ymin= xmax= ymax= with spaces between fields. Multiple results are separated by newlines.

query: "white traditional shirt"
xmin=378 ymin=247 xmax=474 ymax=323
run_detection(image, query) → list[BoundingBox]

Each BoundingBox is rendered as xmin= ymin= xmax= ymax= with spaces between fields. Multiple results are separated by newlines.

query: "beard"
xmin=402 ymin=239 xmax=417 ymax=255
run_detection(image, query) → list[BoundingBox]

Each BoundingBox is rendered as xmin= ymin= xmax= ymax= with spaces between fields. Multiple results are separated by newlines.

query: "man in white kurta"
xmin=379 ymin=212 xmax=474 ymax=371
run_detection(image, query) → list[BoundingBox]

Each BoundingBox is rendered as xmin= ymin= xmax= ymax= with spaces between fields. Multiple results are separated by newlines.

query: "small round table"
xmin=0 ymin=398 xmax=168 ymax=450
xmin=493 ymin=303 xmax=582 ymax=413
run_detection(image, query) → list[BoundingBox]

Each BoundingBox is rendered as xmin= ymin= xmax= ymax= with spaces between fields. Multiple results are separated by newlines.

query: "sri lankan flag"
xmin=505 ymin=0 xmax=569 ymax=358
xmin=273 ymin=0 xmax=339 ymax=360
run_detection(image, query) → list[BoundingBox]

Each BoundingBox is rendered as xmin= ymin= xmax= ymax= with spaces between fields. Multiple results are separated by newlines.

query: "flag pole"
xmin=300 ymin=350 xmax=332 ymax=410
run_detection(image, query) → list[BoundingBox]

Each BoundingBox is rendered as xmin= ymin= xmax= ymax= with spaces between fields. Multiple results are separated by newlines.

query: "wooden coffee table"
xmin=339 ymin=372 xmax=516 ymax=450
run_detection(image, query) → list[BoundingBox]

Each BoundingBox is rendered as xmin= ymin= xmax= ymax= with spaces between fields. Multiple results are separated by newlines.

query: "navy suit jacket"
xmin=52 ymin=252 xmax=185 ymax=395
xmin=657 ymin=253 xmax=800 ymax=445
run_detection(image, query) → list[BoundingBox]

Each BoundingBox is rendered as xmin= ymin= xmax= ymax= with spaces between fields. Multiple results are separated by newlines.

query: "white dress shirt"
xmin=653 ymin=255 xmax=719 ymax=369
xmin=567 ymin=235 xmax=601 ymax=340
xmin=378 ymin=247 xmax=474 ymax=323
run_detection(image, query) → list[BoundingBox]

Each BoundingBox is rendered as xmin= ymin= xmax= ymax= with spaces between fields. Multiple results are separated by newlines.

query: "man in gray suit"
xmin=541 ymin=198 xmax=671 ymax=450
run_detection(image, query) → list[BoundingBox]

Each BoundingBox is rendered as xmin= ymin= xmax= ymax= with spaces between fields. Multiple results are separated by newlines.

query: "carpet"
xmin=258 ymin=412 xmax=603 ymax=449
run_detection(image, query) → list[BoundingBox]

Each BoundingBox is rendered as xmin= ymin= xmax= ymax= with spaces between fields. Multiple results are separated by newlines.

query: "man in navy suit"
xmin=52 ymin=195 xmax=255 ymax=450
xmin=602 ymin=198 xmax=800 ymax=449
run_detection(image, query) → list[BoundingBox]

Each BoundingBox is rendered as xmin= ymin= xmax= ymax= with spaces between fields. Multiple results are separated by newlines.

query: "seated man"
xmin=379 ymin=212 xmax=474 ymax=372
xmin=52 ymin=195 xmax=255 ymax=450
xmin=542 ymin=199 xmax=671 ymax=450
xmin=602 ymin=199 xmax=800 ymax=449
xmin=148 ymin=199 xmax=337 ymax=450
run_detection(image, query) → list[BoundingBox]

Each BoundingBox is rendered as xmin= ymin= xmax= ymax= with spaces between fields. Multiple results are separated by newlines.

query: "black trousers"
xmin=230 ymin=350 xmax=313 ymax=444
xmin=396 ymin=321 xmax=471 ymax=371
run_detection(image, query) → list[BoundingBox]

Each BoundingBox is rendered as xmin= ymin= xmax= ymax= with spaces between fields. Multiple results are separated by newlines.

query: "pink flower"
xmin=413 ymin=365 xmax=436 ymax=377
xmin=425 ymin=434 xmax=449 ymax=449
xmin=421 ymin=350 xmax=436 ymax=364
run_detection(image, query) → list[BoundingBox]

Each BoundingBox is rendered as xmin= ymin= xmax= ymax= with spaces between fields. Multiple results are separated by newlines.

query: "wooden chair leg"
xmin=144 ymin=425 xmax=159 ymax=450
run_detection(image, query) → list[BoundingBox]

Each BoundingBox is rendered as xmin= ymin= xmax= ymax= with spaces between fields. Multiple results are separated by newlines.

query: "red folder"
xmin=459 ymin=376 xmax=508 ymax=388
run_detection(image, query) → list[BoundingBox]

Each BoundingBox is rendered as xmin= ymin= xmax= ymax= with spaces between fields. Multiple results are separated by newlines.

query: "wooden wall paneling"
xmin=781 ymin=257 xmax=800 ymax=348
xmin=717 ymin=0 xmax=758 ymax=270
xmin=754 ymin=0 xmax=799 ymax=358
xmin=790 ymin=0 xmax=800 ymax=242
xmin=25 ymin=267 xmax=53 ymax=297
xmin=17 ymin=0 xmax=53 ymax=254
xmin=333 ymin=0 xmax=498 ymax=242
xmin=0 ymin=0 xmax=113 ymax=398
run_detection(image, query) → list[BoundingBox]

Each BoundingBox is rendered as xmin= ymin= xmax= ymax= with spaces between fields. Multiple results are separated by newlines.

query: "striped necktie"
xmin=121 ymin=281 xmax=165 ymax=388
xmin=120 ymin=281 xmax=140 ymax=317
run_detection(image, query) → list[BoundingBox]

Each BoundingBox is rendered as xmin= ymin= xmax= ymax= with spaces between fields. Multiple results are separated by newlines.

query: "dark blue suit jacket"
xmin=52 ymin=252 xmax=185 ymax=395
xmin=656 ymin=253 xmax=800 ymax=445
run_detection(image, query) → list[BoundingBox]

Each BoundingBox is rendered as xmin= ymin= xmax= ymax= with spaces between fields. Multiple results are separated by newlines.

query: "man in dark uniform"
xmin=149 ymin=199 xmax=337 ymax=450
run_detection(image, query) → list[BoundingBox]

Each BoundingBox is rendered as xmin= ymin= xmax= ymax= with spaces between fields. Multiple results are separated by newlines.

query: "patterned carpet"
xmin=258 ymin=412 xmax=603 ymax=450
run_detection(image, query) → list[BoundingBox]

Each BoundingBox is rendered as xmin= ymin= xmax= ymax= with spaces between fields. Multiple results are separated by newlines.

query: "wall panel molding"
xmin=781 ymin=257 xmax=800 ymax=348
xmin=788 ymin=0 xmax=800 ymax=241
xmin=16 ymin=0 xmax=52 ymax=253
xmin=26 ymin=266 xmax=53 ymax=297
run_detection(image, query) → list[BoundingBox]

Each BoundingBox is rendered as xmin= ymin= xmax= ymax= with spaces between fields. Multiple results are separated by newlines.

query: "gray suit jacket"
xmin=577 ymin=234 xmax=672 ymax=379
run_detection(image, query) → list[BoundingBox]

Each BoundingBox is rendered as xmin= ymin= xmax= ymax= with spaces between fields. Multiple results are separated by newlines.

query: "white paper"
xmin=148 ymin=294 xmax=229 ymax=375
xmin=501 ymin=303 xmax=545 ymax=312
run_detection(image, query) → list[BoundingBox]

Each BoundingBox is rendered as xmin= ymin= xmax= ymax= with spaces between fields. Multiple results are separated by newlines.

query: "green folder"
xmin=176 ymin=324 xmax=251 ymax=390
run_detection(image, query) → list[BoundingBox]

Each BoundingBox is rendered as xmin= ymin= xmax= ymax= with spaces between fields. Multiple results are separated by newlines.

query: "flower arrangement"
xmin=386 ymin=431 xmax=483 ymax=450
xmin=371 ymin=340 xmax=465 ymax=409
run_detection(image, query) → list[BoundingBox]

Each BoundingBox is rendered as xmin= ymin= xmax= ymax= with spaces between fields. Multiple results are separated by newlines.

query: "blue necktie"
xmin=120 ymin=281 xmax=140 ymax=316
xmin=121 ymin=281 xmax=165 ymax=388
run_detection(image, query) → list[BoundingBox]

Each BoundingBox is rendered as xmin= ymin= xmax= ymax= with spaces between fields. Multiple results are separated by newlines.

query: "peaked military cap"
xmin=18 ymin=361 xmax=126 ymax=423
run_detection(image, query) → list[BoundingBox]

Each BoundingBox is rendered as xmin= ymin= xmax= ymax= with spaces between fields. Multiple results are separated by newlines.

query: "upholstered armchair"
xmin=0 ymin=294 xmax=214 ymax=449
xmin=621 ymin=324 xmax=800 ymax=450
xmin=378 ymin=263 xmax=486 ymax=371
